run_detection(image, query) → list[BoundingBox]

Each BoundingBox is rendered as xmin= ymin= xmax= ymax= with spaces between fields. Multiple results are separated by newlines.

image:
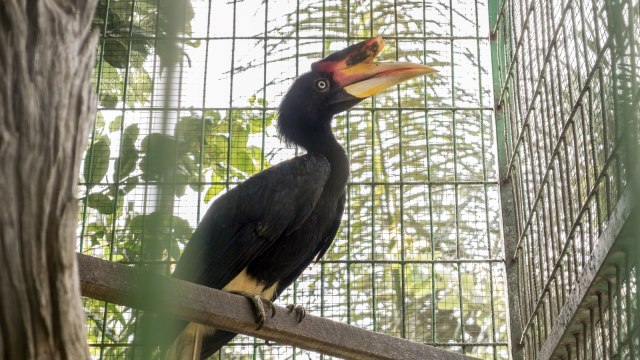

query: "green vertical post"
xmin=488 ymin=0 xmax=524 ymax=359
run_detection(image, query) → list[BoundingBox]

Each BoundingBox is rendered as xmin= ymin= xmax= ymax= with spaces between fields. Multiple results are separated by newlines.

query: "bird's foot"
xmin=228 ymin=291 xmax=276 ymax=330
xmin=286 ymin=304 xmax=306 ymax=323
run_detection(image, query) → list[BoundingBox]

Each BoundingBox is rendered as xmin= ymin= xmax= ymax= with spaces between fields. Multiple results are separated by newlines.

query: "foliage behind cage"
xmin=80 ymin=0 xmax=506 ymax=359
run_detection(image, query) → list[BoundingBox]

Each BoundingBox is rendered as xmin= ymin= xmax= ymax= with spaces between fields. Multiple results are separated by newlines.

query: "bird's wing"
xmin=314 ymin=191 xmax=346 ymax=261
xmin=275 ymin=190 xmax=346 ymax=296
xmin=172 ymin=153 xmax=331 ymax=290
xmin=160 ymin=154 xmax=331 ymax=357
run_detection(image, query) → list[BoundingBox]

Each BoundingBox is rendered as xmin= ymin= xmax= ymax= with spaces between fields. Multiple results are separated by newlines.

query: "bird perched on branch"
xmin=164 ymin=36 xmax=436 ymax=359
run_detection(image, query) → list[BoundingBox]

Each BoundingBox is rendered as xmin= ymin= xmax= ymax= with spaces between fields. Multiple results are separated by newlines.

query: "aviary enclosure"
xmin=79 ymin=0 xmax=638 ymax=359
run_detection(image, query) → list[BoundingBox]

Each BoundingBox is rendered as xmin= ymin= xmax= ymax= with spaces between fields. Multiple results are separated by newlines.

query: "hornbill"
xmin=163 ymin=36 xmax=436 ymax=359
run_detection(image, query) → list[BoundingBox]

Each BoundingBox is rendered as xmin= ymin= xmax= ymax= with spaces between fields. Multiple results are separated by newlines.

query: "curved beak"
xmin=312 ymin=36 xmax=437 ymax=101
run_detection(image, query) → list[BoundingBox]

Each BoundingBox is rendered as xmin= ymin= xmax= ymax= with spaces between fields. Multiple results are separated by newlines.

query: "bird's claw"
xmin=228 ymin=291 xmax=276 ymax=330
xmin=286 ymin=304 xmax=306 ymax=323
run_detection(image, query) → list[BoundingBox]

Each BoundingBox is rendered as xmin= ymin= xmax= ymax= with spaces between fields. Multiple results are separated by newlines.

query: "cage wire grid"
xmin=79 ymin=0 xmax=507 ymax=359
xmin=490 ymin=0 xmax=639 ymax=357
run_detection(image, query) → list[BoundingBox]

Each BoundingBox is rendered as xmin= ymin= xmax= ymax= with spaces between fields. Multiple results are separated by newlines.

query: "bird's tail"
xmin=200 ymin=330 xmax=237 ymax=359
xmin=164 ymin=323 xmax=237 ymax=360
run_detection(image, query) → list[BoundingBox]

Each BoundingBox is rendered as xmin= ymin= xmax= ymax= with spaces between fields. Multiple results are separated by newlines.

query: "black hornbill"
xmin=164 ymin=36 xmax=436 ymax=359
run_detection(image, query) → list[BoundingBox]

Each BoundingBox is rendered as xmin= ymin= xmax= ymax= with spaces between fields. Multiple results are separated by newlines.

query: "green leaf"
xmin=123 ymin=124 xmax=140 ymax=147
xmin=248 ymin=112 xmax=263 ymax=134
xmin=139 ymin=134 xmax=177 ymax=181
xmin=203 ymin=110 xmax=222 ymax=123
xmin=111 ymin=115 xmax=124 ymax=131
xmin=95 ymin=112 xmax=106 ymax=133
xmin=130 ymin=40 xmax=151 ymax=69
xmin=87 ymin=193 xmax=115 ymax=215
xmin=114 ymin=190 xmax=125 ymax=218
xmin=100 ymin=93 xmax=118 ymax=109
xmin=86 ymin=222 xmax=107 ymax=236
xmin=115 ymin=124 xmax=140 ymax=181
xmin=128 ymin=215 xmax=146 ymax=234
xmin=247 ymin=146 xmax=265 ymax=167
xmin=97 ymin=62 xmax=123 ymax=108
xmin=231 ymin=124 xmax=249 ymax=145
xmin=103 ymin=39 xmax=129 ymax=69
xmin=264 ymin=111 xmax=276 ymax=128
xmin=204 ymin=134 xmax=228 ymax=163
xmin=436 ymin=292 xmax=460 ymax=311
xmin=123 ymin=176 xmax=139 ymax=193
xmin=204 ymin=184 xmax=226 ymax=203
xmin=128 ymin=70 xmax=153 ymax=105
xmin=114 ymin=153 xmax=137 ymax=182
xmin=84 ymin=138 xmax=111 ymax=186
xmin=232 ymin=149 xmax=256 ymax=175
xmin=171 ymin=215 xmax=193 ymax=241
xmin=204 ymin=172 xmax=226 ymax=203
xmin=86 ymin=222 xmax=107 ymax=247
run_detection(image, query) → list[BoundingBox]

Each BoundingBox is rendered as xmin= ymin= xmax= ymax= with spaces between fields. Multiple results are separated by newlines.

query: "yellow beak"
xmin=312 ymin=36 xmax=437 ymax=99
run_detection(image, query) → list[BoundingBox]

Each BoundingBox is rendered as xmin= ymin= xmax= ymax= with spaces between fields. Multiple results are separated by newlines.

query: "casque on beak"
xmin=312 ymin=36 xmax=437 ymax=102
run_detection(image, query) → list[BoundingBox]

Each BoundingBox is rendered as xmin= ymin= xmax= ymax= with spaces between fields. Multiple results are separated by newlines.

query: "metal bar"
xmin=78 ymin=258 xmax=506 ymax=266
xmin=345 ymin=0 xmax=352 ymax=332
xmin=99 ymin=35 xmax=488 ymax=41
xmin=78 ymin=180 xmax=499 ymax=188
xmin=494 ymin=0 xmax=549 ymax=107
xmin=511 ymin=36 xmax=614 ymax=255
xmin=624 ymin=252 xmax=635 ymax=360
xmin=195 ymin=0 xmax=214 ymax=224
xmin=94 ymin=106 xmax=494 ymax=112
xmin=475 ymin=18 xmax=496 ymax=357
xmin=78 ymin=0 xmax=112 ymax=255
xmin=78 ymin=253 xmax=480 ymax=360
xmin=259 ymin=4 xmax=270 ymax=357
xmin=82 ymin=340 xmax=508 ymax=348
xmin=534 ymin=188 xmax=634 ymax=359
xmin=517 ymin=141 xmax=622 ymax=339
xmin=391 ymin=1 xmax=407 ymax=341
xmin=225 ymin=0 xmax=237 ymax=190
xmin=488 ymin=0 xmax=525 ymax=358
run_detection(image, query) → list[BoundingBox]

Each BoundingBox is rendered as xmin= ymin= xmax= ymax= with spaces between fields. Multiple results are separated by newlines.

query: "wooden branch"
xmin=78 ymin=254 xmax=478 ymax=360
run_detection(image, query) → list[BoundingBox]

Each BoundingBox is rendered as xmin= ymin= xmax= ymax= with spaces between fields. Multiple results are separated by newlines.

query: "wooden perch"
xmin=78 ymin=253 xmax=477 ymax=360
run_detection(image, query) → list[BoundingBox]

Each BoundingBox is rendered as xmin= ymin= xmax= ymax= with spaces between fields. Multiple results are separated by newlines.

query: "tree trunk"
xmin=0 ymin=0 xmax=98 ymax=358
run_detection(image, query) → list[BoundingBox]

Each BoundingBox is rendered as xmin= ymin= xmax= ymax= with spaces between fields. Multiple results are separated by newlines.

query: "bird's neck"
xmin=279 ymin=110 xmax=349 ymax=196
xmin=304 ymin=130 xmax=349 ymax=197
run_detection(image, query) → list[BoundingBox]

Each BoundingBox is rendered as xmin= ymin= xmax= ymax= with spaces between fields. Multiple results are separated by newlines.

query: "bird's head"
xmin=278 ymin=36 xmax=437 ymax=150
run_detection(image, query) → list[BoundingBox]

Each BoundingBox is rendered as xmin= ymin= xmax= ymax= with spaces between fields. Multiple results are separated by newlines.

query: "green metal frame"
xmin=489 ymin=0 xmax=639 ymax=357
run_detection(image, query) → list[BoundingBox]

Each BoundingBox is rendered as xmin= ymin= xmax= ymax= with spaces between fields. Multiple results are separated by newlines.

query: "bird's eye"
xmin=314 ymin=79 xmax=330 ymax=92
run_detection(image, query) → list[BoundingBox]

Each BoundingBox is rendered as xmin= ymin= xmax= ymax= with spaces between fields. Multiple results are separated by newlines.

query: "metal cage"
xmin=489 ymin=0 xmax=639 ymax=357
xmin=81 ymin=0 xmax=505 ymax=359
xmin=79 ymin=0 xmax=639 ymax=358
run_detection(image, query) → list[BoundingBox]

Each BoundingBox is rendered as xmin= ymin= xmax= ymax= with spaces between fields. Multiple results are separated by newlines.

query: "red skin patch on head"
xmin=311 ymin=60 xmax=340 ymax=74
xmin=311 ymin=36 xmax=384 ymax=74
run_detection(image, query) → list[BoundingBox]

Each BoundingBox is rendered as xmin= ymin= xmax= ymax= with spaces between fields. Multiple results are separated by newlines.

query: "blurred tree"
xmin=0 ymin=0 xmax=99 ymax=358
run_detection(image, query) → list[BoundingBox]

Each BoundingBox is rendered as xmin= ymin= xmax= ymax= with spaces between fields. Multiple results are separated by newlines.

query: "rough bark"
xmin=0 ymin=0 xmax=98 ymax=359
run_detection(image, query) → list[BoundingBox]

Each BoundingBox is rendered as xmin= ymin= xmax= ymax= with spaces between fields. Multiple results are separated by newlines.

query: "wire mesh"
xmin=489 ymin=0 xmax=639 ymax=356
xmin=80 ymin=0 xmax=505 ymax=358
